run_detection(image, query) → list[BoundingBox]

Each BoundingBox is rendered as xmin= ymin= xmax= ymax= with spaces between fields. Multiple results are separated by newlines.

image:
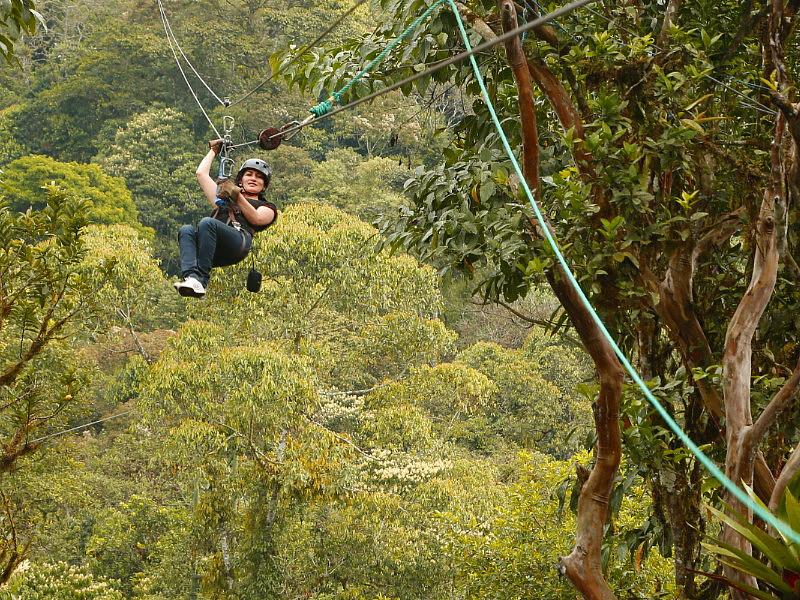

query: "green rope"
xmin=447 ymin=0 xmax=800 ymax=543
xmin=309 ymin=99 xmax=334 ymax=117
xmin=309 ymin=0 xmax=448 ymax=117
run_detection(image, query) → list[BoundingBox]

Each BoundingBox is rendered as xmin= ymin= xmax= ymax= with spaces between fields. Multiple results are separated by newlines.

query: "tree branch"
xmin=656 ymin=0 xmax=682 ymax=48
xmin=454 ymin=2 xmax=500 ymax=41
xmin=453 ymin=0 xmax=595 ymax=182
xmin=512 ymin=0 xmax=562 ymax=49
xmin=719 ymin=1 xmax=769 ymax=63
xmin=749 ymin=355 xmax=800 ymax=449
xmin=499 ymin=0 xmax=539 ymax=192
xmin=720 ymin=95 xmax=787 ymax=597
xmin=526 ymin=58 xmax=594 ymax=176
xmin=0 ymin=279 xmax=81 ymax=388
xmin=770 ymin=439 xmax=800 ymax=511
xmin=496 ymin=1 xmax=621 ymax=596
xmin=117 ymin=307 xmax=152 ymax=364
xmin=769 ymin=91 xmax=800 ymax=145
xmin=0 ymin=423 xmax=39 ymax=475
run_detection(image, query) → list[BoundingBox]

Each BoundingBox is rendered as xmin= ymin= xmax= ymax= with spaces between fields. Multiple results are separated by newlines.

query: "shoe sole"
xmin=174 ymin=283 xmax=206 ymax=298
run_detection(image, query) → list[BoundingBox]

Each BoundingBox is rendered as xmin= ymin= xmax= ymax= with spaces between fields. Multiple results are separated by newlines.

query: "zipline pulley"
xmin=255 ymin=116 xmax=313 ymax=151
xmin=257 ymin=127 xmax=283 ymax=150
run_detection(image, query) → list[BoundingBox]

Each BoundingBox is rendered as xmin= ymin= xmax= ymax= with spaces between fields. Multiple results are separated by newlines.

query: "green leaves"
xmin=1 ymin=155 xmax=144 ymax=233
xmin=704 ymin=491 xmax=800 ymax=598
xmin=0 ymin=0 xmax=44 ymax=64
xmin=93 ymin=107 xmax=200 ymax=270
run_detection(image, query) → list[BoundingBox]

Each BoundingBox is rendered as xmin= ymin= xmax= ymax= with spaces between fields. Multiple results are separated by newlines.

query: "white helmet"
xmin=236 ymin=158 xmax=271 ymax=189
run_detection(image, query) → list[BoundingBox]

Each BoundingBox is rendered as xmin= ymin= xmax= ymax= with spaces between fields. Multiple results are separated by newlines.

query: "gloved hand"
xmin=216 ymin=178 xmax=242 ymax=203
xmin=208 ymin=138 xmax=225 ymax=156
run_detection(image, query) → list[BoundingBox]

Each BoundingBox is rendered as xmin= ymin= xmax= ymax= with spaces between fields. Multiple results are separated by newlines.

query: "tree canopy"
xmin=2 ymin=154 xmax=144 ymax=231
xmin=4 ymin=0 xmax=800 ymax=598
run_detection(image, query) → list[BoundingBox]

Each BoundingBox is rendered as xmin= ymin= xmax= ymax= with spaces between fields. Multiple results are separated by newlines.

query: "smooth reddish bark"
xmin=497 ymin=2 xmax=622 ymax=597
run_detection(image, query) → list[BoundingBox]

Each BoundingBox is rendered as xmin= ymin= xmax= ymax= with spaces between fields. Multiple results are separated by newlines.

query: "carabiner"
xmin=281 ymin=115 xmax=315 ymax=141
xmin=219 ymin=156 xmax=234 ymax=179
xmin=223 ymin=115 xmax=235 ymax=134
xmin=217 ymin=115 xmax=237 ymax=179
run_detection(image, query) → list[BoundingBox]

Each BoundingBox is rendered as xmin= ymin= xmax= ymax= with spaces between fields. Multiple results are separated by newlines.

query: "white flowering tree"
xmin=0 ymin=562 xmax=124 ymax=599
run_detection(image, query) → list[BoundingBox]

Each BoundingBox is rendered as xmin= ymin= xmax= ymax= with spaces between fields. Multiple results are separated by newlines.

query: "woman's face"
xmin=240 ymin=169 xmax=266 ymax=195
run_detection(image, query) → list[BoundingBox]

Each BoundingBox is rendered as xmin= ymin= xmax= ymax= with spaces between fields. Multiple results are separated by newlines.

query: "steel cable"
xmin=229 ymin=0 xmax=597 ymax=148
xmin=159 ymin=0 xmax=227 ymax=106
xmin=157 ymin=0 xmax=222 ymax=137
xmin=229 ymin=0 xmax=371 ymax=107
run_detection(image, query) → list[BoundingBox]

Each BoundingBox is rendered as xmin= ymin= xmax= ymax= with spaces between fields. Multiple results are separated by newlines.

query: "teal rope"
xmin=309 ymin=0 xmax=448 ymax=117
xmin=447 ymin=0 xmax=800 ymax=544
xmin=310 ymin=100 xmax=334 ymax=117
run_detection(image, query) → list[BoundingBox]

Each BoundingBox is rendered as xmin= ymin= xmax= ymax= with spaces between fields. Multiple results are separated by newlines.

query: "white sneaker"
xmin=174 ymin=276 xmax=206 ymax=298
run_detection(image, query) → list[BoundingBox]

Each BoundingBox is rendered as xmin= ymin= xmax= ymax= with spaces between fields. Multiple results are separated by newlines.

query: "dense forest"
xmin=2 ymin=0 xmax=800 ymax=598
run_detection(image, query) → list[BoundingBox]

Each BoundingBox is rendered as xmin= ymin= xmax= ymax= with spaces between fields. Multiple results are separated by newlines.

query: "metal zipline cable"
xmin=229 ymin=0 xmax=371 ymax=107
xmin=28 ymin=410 xmax=135 ymax=445
xmin=157 ymin=0 xmax=222 ymax=137
xmin=446 ymin=0 xmax=800 ymax=544
xmin=157 ymin=0 xmax=372 ymax=136
xmin=158 ymin=0 xmax=227 ymax=107
xmin=232 ymin=0 xmax=598 ymax=146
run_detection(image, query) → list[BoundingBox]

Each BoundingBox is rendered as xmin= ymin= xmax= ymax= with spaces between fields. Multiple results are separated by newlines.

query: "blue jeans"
xmin=178 ymin=217 xmax=252 ymax=286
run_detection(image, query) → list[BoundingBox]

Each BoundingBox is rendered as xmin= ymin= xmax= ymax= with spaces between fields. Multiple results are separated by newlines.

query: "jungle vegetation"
xmin=1 ymin=1 xmax=800 ymax=599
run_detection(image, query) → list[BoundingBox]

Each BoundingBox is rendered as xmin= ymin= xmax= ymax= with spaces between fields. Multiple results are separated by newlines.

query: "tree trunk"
xmin=496 ymin=2 xmax=623 ymax=597
xmin=665 ymin=460 xmax=705 ymax=597
xmin=722 ymin=112 xmax=785 ymax=598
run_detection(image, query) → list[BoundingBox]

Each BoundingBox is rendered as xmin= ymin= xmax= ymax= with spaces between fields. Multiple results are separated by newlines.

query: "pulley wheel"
xmin=258 ymin=127 xmax=282 ymax=150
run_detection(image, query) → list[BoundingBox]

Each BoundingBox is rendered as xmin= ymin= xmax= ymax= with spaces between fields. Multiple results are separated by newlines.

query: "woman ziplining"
xmin=173 ymin=140 xmax=278 ymax=298
xmin=157 ymin=0 xmax=593 ymax=301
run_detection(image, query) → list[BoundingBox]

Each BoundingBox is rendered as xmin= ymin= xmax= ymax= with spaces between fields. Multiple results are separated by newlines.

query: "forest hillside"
xmin=2 ymin=1 xmax=800 ymax=599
